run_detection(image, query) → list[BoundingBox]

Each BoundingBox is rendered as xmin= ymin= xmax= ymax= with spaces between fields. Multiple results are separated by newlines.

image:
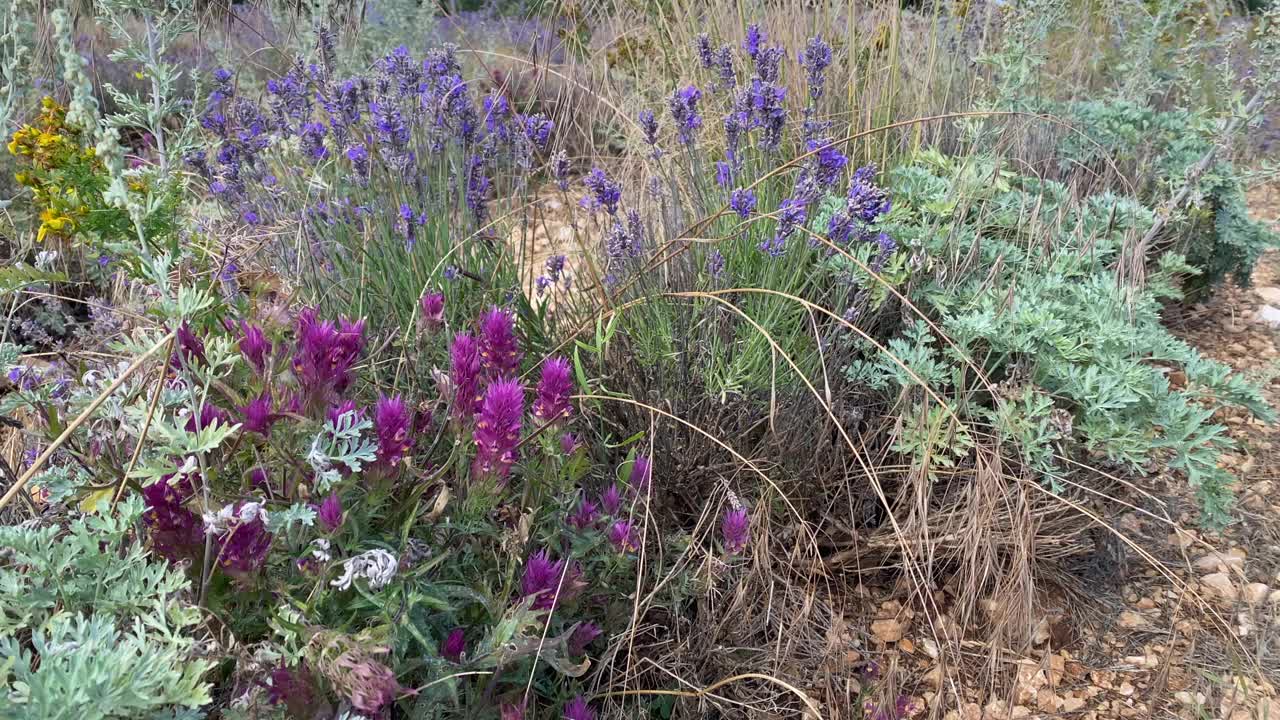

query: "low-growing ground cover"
xmin=1 ymin=0 xmax=1279 ymax=718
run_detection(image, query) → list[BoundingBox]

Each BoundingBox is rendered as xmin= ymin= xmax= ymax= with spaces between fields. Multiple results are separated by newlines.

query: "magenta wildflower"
xmin=186 ymin=404 xmax=231 ymax=433
xmin=173 ymin=321 xmax=207 ymax=369
xmin=239 ymin=391 xmax=277 ymax=437
xmin=327 ymin=399 xmax=362 ymax=427
xmin=238 ymin=321 xmax=271 ymax=374
xmin=567 ymin=497 xmax=599 ymax=530
xmin=142 ymin=478 xmax=203 ymax=564
xmin=520 ymin=549 xmax=584 ymax=611
xmin=449 ymin=332 xmax=483 ymax=423
xmin=262 ymin=662 xmax=317 ymax=715
xmin=608 ymin=520 xmax=638 ymax=553
xmin=472 ymin=379 xmax=524 ymax=481
xmin=293 ymin=308 xmax=366 ymax=404
xmin=478 ymin=307 xmax=522 ymax=379
xmin=532 ymin=356 xmax=574 ymax=424
xmin=721 ymin=506 xmax=750 ymax=555
xmin=317 ymin=492 xmax=344 ymax=532
xmin=441 ymin=628 xmax=466 ymax=662
xmin=501 ymin=702 xmax=526 ymax=720
xmin=216 ymin=504 xmax=273 ymax=580
xmin=249 ymin=467 xmax=270 ymax=489
xmin=563 ymin=696 xmax=596 ymax=720
xmin=568 ymin=622 xmax=602 ymax=656
xmin=373 ymin=394 xmax=413 ymax=468
xmin=420 ymin=291 xmax=445 ymax=331
xmin=600 ymin=483 xmax=622 ymax=515
xmin=560 ymin=432 xmax=580 ymax=455
xmin=627 ymin=456 xmax=652 ymax=497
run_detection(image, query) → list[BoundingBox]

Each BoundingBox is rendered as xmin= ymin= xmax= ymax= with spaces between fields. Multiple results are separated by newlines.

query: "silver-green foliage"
xmin=0 ymin=498 xmax=212 ymax=718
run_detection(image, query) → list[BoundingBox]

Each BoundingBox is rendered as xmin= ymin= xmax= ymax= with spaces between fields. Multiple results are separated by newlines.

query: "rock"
xmin=1195 ymin=549 xmax=1246 ymax=572
xmin=1257 ymin=305 xmax=1280 ymax=328
xmin=1269 ymin=589 xmax=1280 ymax=606
xmin=1136 ymin=597 xmax=1157 ymax=610
xmin=1118 ymin=611 xmax=1149 ymax=629
xmin=1244 ymin=583 xmax=1271 ymax=605
xmin=1061 ymin=695 xmax=1087 ymax=712
xmin=1203 ymin=572 xmax=1239 ymax=601
xmin=871 ymin=617 xmax=906 ymax=643
xmin=1257 ymin=286 xmax=1280 ymax=304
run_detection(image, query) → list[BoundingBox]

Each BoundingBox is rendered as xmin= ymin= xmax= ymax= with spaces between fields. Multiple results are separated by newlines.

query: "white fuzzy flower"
xmin=331 ymin=549 xmax=398 ymax=591
xmin=309 ymin=538 xmax=332 ymax=563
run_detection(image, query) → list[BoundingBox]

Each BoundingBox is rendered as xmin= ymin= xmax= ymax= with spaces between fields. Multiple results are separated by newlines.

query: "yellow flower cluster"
xmin=7 ymin=97 xmax=95 ymax=242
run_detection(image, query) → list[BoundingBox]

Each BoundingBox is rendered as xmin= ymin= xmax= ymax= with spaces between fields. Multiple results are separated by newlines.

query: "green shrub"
xmin=0 ymin=498 xmax=213 ymax=719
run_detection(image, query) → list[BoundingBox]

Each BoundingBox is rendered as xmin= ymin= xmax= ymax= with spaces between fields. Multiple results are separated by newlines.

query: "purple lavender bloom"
xmin=762 ymin=197 xmax=807 ymax=256
xmin=443 ymin=265 xmax=460 ymax=282
xmin=374 ymin=394 xmax=413 ymax=468
xmin=442 ymin=628 xmax=466 ymax=662
xmin=532 ymin=357 xmax=574 ymax=424
xmin=810 ymin=139 xmax=848 ymax=189
xmin=608 ymin=520 xmax=638 ymax=553
xmin=317 ymin=491 xmax=344 ymax=532
xmin=744 ymin=24 xmax=764 ymax=59
xmin=563 ymin=696 xmax=596 ymax=720
xmin=346 ymin=144 xmax=369 ymax=181
xmin=583 ymin=167 xmax=622 ymax=215
xmin=715 ymin=161 xmax=731 ymax=187
xmin=600 ymin=483 xmax=622 ymax=515
xmin=545 ymin=254 xmax=567 ymax=281
xmin=142 ymin=479 xmax=204 ymax=564
xmin=695 ymin=33 xmax=715 ymax=68
xmin=706 ymin=248 xmax=726 ymax=279
xmin=551 ymin=150 xmax=571 ymax=191
xmin=522 ymin=113 xmax=554 ymax=149
xmin=800 ymin=37 xmax=833 ymax=102
xmin=668 ymin=85 xmax=703 ymax=146
xmin=628 ymin=456 xmax=652 ymax=497
xmin=730 ymin=188 xmax=757 ymax=218
xmin=560 ymin=433 xmax=580 ymax=455
xmin=478 ymin=307 xmax=522 ymax=380
xmin=465 ymin=153 xmax=491 ymax=223
xmin=847 ymin=164 xmax=891 ymax=222
xmin=239 ymin=391 xmax=277 ymax=437
xmin=754 ymin=46 xmax=786 ymax=83
xmin=420 ymin=291 xmax=446 ymax=331
xmin=237 ymin=321 xmax=271 ymax=374
xmin=398 ymin=203 xmax=426 ymax=249
xmin=471 ymin=379 xmax=524 ymax=481
xmin=567 ymin=497 xmax=599 ymax=530
xmin=746 ymin=78 xmax=788 ymax=151
xmin=98 ymin=254 xmax=111 ymax=268
xmin=300 ymin=122 xmax=329 ymax=161
xmin=449 ymin=332 xmax=482 ymax=423
xmin=568 ymin=622 xmax=602 ymax=656
xmin=713 ymin=46 xmax=736 ymax=91
xmin=520 ymin=549 xmax=584 ymax=611
xmin=722 ymin=506 xmax=750 ymax=554
xmin=871 ymin=231 xmax=898 ymax=272
xmin=638 ymin=109 xmax=660 ymax=150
